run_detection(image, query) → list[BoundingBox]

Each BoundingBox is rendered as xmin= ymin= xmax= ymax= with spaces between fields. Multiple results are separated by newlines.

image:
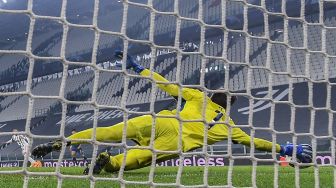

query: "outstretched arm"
xmin=115 ymin=51 xmax=203 ymax=101
xmin=140 ymin=69 xmax=203 ymax=101
xmin=0 ymin=138 xmax=12 ymax=150
xmin=231 ymin=127 xmax=282 ymax=153
xmin=231 ymin=127 xmax=312 ymax=164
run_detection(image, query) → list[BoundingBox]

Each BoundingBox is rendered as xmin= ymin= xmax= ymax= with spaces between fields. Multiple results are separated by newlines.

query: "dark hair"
xmin=211 ymin=93 xmax=237 ymax=109
xmin=71 ymin=129 xmax=77 ymax=132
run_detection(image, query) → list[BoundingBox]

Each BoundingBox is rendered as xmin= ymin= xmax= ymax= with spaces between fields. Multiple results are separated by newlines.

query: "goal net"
xmin=0 ymin=0 xmax=335 ymax=187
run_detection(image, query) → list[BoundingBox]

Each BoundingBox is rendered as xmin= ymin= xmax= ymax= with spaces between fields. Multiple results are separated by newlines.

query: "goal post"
xmin=0 ymin=0 xmax=335 ymax=187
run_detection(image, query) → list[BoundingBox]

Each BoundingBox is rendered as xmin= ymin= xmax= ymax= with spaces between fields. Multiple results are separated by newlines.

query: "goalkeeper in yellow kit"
xmin=32 ymin=51 xmax=312 ymax=174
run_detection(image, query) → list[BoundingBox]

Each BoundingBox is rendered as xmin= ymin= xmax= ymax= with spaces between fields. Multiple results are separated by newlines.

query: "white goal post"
xmin=0 ymin=0 xmax=335 ymax=187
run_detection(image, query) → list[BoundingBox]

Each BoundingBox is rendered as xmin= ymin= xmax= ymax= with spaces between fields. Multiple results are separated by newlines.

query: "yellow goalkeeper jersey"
xmin=140 ymin=69 xmax=281 ymax=153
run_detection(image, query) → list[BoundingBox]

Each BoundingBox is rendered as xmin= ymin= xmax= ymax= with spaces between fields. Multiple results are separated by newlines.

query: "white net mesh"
xmin=0 ymin=0 xmax=335 ymax=187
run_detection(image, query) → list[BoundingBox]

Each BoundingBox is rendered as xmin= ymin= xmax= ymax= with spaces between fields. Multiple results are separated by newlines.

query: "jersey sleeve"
xmin=23 ymin=135 xmax=29 ymax=144
xmin=0 ymin=138 xmax=12 ymax=150
xmin=6 ymin=137 xmax=13 ymax=144
xmin=231 ymin=127 xmax=281 ymax=153
xmin=215 ymin=115 xmax=281 ymax=153
xmin=140 ymin=69 xmax=203 ymax=101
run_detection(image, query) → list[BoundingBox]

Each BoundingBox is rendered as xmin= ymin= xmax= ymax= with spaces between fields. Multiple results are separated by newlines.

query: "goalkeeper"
xmin=32 ymin=51 xmax=312 ymax=174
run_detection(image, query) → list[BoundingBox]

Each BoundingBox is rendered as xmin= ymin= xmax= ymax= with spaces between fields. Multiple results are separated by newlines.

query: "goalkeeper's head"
xmin=211 ymin=92 xmax=237 ymax=110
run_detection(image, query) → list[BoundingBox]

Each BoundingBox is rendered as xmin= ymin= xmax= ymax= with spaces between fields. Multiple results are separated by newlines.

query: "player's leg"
xmin=79 ymin=147 xmax=87 ymax=160
xmin=101 ymin=147 xmax=178 ymax=173
xmin=27 ymin=157 xmax=35 ymax=163
xmin=22 ymin=146 xmax=35 ymax=164
xmin=70 ymin=146 xmax=78 ymax=161
xmin=89 ymin=120 xmax=179 ymax=174
xmin=83 ymin=149 xmax=155 ymax=174
xmin=23 ymin=146 xmax=42 ymax=167
xmin=104 ymin=149 xmax=153 ymax=172
xmin=68 ymin=115 xmax=154 ymax=143
xmin=32 ymin=115 xmax=154 ymax=158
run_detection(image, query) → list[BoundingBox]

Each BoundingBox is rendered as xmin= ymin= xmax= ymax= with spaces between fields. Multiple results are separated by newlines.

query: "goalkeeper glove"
xmin=280 ymin=143 xmax=312 ymax=163
xmin=114 ymin=50 xmax=144 ymax=73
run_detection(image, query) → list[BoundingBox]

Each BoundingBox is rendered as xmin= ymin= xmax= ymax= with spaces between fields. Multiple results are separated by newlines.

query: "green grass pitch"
xmin=0 ymin=166 xmax=333 ymax=188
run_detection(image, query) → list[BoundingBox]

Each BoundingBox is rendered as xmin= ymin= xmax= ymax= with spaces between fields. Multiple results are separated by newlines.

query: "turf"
xmin=0 ymin=166 xmax=333 ymax=188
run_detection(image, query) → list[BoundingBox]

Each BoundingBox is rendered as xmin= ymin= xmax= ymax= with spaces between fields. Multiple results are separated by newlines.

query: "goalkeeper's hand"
xmin=0 ymin=142 xmax=10 ymax=150
xmin=280 ymin=143 xmax=312 ymax=165
xmin=114 ymin=50 xmax=144 ymax=73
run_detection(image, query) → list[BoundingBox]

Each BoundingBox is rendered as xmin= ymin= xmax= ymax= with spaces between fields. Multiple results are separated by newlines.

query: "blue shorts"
xmin=70 ymin=145 xmax=81 ymax=153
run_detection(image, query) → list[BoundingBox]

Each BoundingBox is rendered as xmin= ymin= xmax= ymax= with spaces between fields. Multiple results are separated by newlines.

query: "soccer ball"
xmin=31 ymin=160 xmax=42 ymax=168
